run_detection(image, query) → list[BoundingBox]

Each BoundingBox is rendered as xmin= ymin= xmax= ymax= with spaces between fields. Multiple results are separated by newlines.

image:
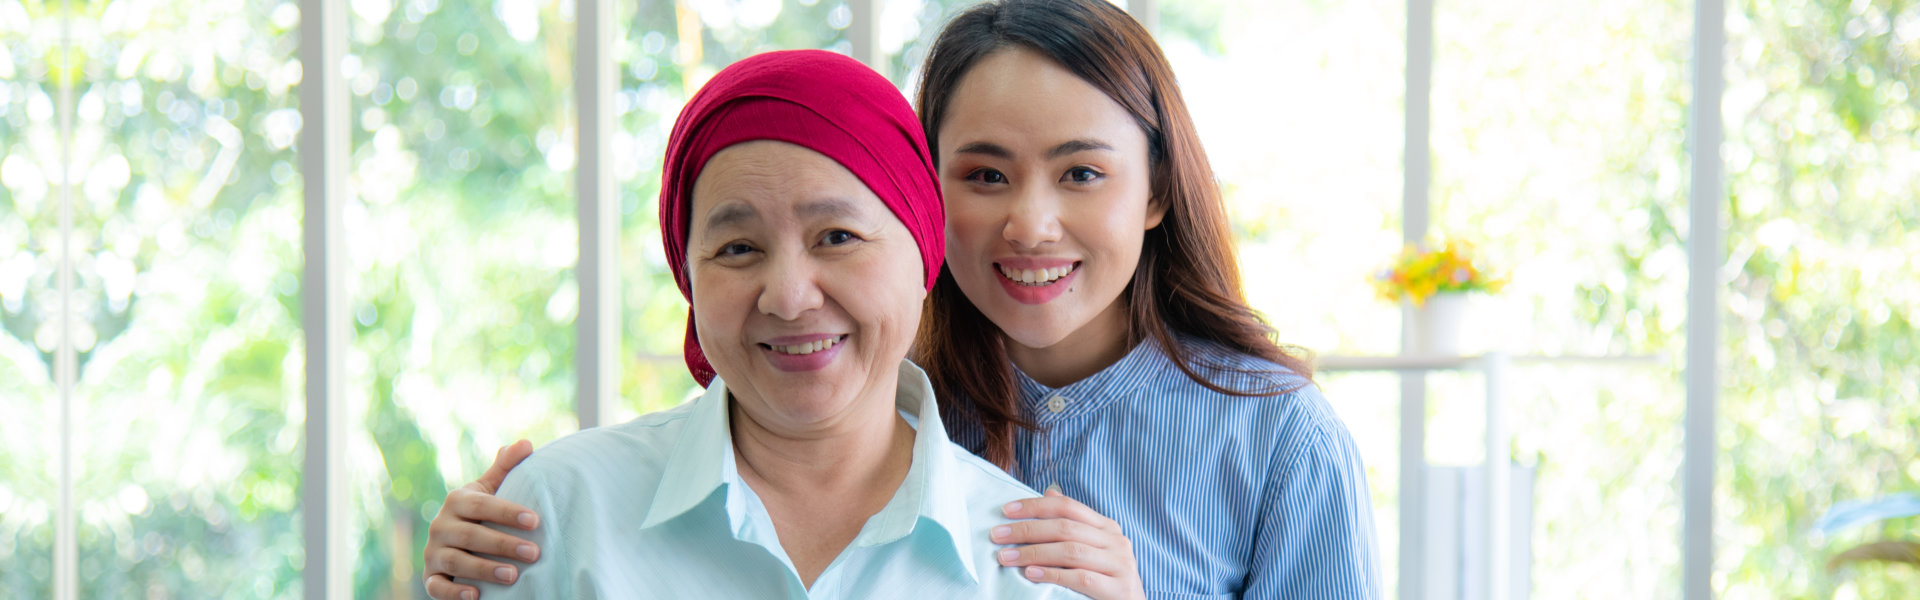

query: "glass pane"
xmin=1158 ymin=0 xmax=1405 ymax=355
xmin=1721 ymin=0 xmax=1920 ymax=595
xmin=612 ymin=0 xmax=850 ymax=423
xmin=881 ymin=0 xmax=977 ymax=88
xmin=0 ymin=0 xmax=56 ymax=596
xmin=345 ymin=0 xmax=577 ymax=595
xmin=67 ymin=0 xmax=305 ymax=596
xmin=1433 ymin=0 xmax=1690 ymax=596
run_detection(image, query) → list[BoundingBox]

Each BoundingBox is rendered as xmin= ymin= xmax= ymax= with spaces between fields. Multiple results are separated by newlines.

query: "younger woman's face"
xmin=936 ymin=46 xmax=1165 ymax=356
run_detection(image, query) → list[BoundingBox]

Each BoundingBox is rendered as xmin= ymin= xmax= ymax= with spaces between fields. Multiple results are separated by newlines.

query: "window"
xmin=13 ymin=0 xmax=1917 ymax=597
xmin=1430 ymin=0 xmax=1693 ymax=594
xmin=8 ymin=0 xmax=307 ymax=595
xmin=1721 ymin=0 xmax=1920 ymax=595
xmin=342 ymin=0 xmax=581 ymax=594
xmin=1 ymin=0 xmax=57 ymax=595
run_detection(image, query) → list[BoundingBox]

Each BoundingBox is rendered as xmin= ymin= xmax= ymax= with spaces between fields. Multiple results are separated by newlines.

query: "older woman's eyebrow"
xmin=703 ymin=202 xmax=760 ymax=231
xmin=795 ymin=198 xmax=865 ymax=220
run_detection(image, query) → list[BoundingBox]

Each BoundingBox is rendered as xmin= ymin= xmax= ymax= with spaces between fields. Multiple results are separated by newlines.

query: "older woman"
xmin=469 ymin=50 xmax=1070 ymax=599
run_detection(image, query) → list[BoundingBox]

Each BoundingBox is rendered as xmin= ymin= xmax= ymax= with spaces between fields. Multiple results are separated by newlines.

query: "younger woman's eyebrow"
xmin=1047 ymin=138 xmax=1113 ymax=159
xmin=953 ymin=138 xmax=1114 ymax=160
xmin=954 ymin=141 xmax=1013 ymax=159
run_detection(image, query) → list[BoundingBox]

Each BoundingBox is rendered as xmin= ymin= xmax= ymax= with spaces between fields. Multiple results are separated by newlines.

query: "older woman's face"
xmin=687 ymin=140 xmax=926 ymax=431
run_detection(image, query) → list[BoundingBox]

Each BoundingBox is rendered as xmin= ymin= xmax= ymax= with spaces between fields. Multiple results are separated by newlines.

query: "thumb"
xmin=477 ymin=439 xmax=535 ymax=493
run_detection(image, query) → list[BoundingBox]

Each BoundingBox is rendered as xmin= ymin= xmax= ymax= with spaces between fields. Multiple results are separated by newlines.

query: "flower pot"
xmin=1411 ymin=292 xmax=1470 ymax=356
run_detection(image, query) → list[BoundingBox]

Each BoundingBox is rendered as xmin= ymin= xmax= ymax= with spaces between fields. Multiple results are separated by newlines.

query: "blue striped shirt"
xmin=951 ymin=335 xmax=1382 ymax=599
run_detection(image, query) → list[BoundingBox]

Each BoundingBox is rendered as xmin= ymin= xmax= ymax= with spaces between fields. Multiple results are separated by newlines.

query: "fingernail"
xmin=991 ymin=526 xmax=1011 ymax=541
xmin=462 ymin=591 xmax=475 ymax=600
xmin=1025 ymin=566 xmax=1044 ymax=580
xmin=517 ymin=512 xmax=537 ymax=528
xmin=494 ymin=566 xmax=515 ymax=583
xmin=516 ymin=544 xmax=537 ymax=560
xmin=1002 ymin=501 xmax=1021 ymax=515
xmin=997 ymin=549 xmax=1019 ymax=564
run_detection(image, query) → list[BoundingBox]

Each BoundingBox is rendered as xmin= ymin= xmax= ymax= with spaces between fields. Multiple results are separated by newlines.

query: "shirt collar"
xmin=1015 ymin=335 xmax=1174 ymax=425
xmin=639 ymin=360 xmax=979 ymax=581
xmin=640 ymin=375 xmax=734 ymax=530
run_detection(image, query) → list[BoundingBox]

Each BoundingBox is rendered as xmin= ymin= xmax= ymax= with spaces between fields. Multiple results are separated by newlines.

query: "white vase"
xmin=1412 ymin=293 xmax=1470 ymax=356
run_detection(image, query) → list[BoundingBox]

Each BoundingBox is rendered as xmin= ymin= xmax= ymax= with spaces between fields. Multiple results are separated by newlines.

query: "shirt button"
xmin=1046 ymin=395 xmax=1068 ymax=413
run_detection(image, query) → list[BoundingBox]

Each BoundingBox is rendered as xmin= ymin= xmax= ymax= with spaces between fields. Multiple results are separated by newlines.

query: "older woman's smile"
xmin=760 ymin=334 xmax=850 ymax=371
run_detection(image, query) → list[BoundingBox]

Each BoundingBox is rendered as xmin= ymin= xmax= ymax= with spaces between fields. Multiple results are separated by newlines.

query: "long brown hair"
xmin=912 ymin=0 xmax=1314 ymax=470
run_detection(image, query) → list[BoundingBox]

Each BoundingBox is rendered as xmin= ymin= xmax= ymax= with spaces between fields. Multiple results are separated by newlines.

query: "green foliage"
xmin=1718 ymin=0 xmax=1920 ymax=596
xmin=6 ymin=0 xmax=1914 ymax=598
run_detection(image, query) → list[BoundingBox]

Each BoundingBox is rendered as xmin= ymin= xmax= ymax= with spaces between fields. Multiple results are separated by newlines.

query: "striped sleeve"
xmin=1244 ymin=414 xmax=1383 ymax=599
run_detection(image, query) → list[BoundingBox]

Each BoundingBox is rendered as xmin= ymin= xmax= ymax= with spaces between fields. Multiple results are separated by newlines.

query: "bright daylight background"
xmin=1 ymin=0 xmax=1916 ymax=597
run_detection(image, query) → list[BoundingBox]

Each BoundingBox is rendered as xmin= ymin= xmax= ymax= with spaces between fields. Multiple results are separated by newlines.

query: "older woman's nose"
xmin=756 ymin=258 xmax=826 ymax=321
xmin=1002 ymin=188 xmax=1063 ymax=249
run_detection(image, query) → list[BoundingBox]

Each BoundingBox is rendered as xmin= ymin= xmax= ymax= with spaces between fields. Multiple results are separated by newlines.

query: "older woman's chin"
xmin=720 ymin=354 xmax=911 ymax=421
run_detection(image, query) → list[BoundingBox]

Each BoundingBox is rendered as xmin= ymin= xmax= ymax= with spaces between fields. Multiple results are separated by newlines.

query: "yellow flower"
xmin=1372 ymin=238 xmax=1507 ymax=305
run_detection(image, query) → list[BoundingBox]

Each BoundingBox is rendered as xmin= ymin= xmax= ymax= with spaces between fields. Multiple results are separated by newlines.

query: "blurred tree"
xmin=1719 ymin=0 xmax=1920 ymax=596
xmin=0 ymin=0 xmax=58 ymax=596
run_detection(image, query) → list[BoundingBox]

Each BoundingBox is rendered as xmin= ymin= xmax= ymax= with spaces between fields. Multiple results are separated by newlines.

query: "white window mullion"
xmin=55 ymin=0 xmax=78 ymax=597
xmin=848 ymin=0 xmax=881 ymax=74
xmin=1684 ymin=0 xmax=1724 ymax=596
xmin=1131 ymin=0 xmax=1157 ymax=36
xmin=299 ymin=0 xmax=350 ymax=596
xmin=1400 ymin=0 xmax=1433 ymax=598
xmin=576 ymin=0 xmax=617 ymax=430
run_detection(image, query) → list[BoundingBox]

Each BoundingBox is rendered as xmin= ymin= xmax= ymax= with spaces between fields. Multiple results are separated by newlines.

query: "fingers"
xmin=477 ymin=440 xmax=535 ymax=494
xmin=447 ymin=486 xmax=540 ymax=530
xmin=991 ymin=517 xmax=1129 ymax=559
xmin=429 ymin=519 xmax=540 ymax=563
xmin=1002 ymin=495 xmax=1122 ymax=534
xmin=424 ymin=573 xmax=479 ymax=600
xmin=1016 ymin=565 xmax=1128 ymax=600
xmin=995 ymin=540 xmax=1124 ymax=574
xmin=424 ymin=536 xmax=524 ymax=586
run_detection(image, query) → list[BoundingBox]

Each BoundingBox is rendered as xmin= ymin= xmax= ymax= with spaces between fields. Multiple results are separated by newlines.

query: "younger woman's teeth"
xmin=773 ymin=337 xmax=840 ymax=355
xmin=998 ymin=264 xmax=1075 ymax=285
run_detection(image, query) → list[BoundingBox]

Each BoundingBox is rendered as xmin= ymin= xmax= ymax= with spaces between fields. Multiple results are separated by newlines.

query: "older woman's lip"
xmin=760 ymin=334 xmax=847 ymax=346
xmin=760 ymin=335 xmax=847 ymax=372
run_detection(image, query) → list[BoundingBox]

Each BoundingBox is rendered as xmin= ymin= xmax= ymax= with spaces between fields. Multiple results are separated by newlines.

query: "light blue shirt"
xmin=476 ymin=360 xmax=1078 ymax=599
xmin=951 ymin=334 xmax=1383 ymax=599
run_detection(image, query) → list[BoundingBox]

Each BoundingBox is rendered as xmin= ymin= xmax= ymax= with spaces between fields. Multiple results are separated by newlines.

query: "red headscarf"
xmin=658 ymin=50 xmax=945 ymax=387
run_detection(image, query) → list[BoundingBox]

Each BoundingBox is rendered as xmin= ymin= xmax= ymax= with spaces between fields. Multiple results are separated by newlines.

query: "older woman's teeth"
xmin=999 ymin=264 xmax=1075 ymax=286
xmin=773 ymin=337 xmax=840 ymax=355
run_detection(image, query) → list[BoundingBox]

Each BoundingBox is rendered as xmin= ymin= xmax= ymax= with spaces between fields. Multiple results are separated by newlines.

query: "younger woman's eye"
xmin=1064 ymin=166 xmax=1103 ymax=183
xmin=965 ymin=168 xmax=1008 ymax=185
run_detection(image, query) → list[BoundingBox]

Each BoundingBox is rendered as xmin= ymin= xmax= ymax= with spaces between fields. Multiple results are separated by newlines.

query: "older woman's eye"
xmin=964 ymin=168 xmax=1008 ymax=185
xmin=1064 ymin=166 xmax=1103 ymax=184
xmin=822 ymin=230 xmax=858 ymax=246
xmin=718 ymin=242 xmax=756 ymax=256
